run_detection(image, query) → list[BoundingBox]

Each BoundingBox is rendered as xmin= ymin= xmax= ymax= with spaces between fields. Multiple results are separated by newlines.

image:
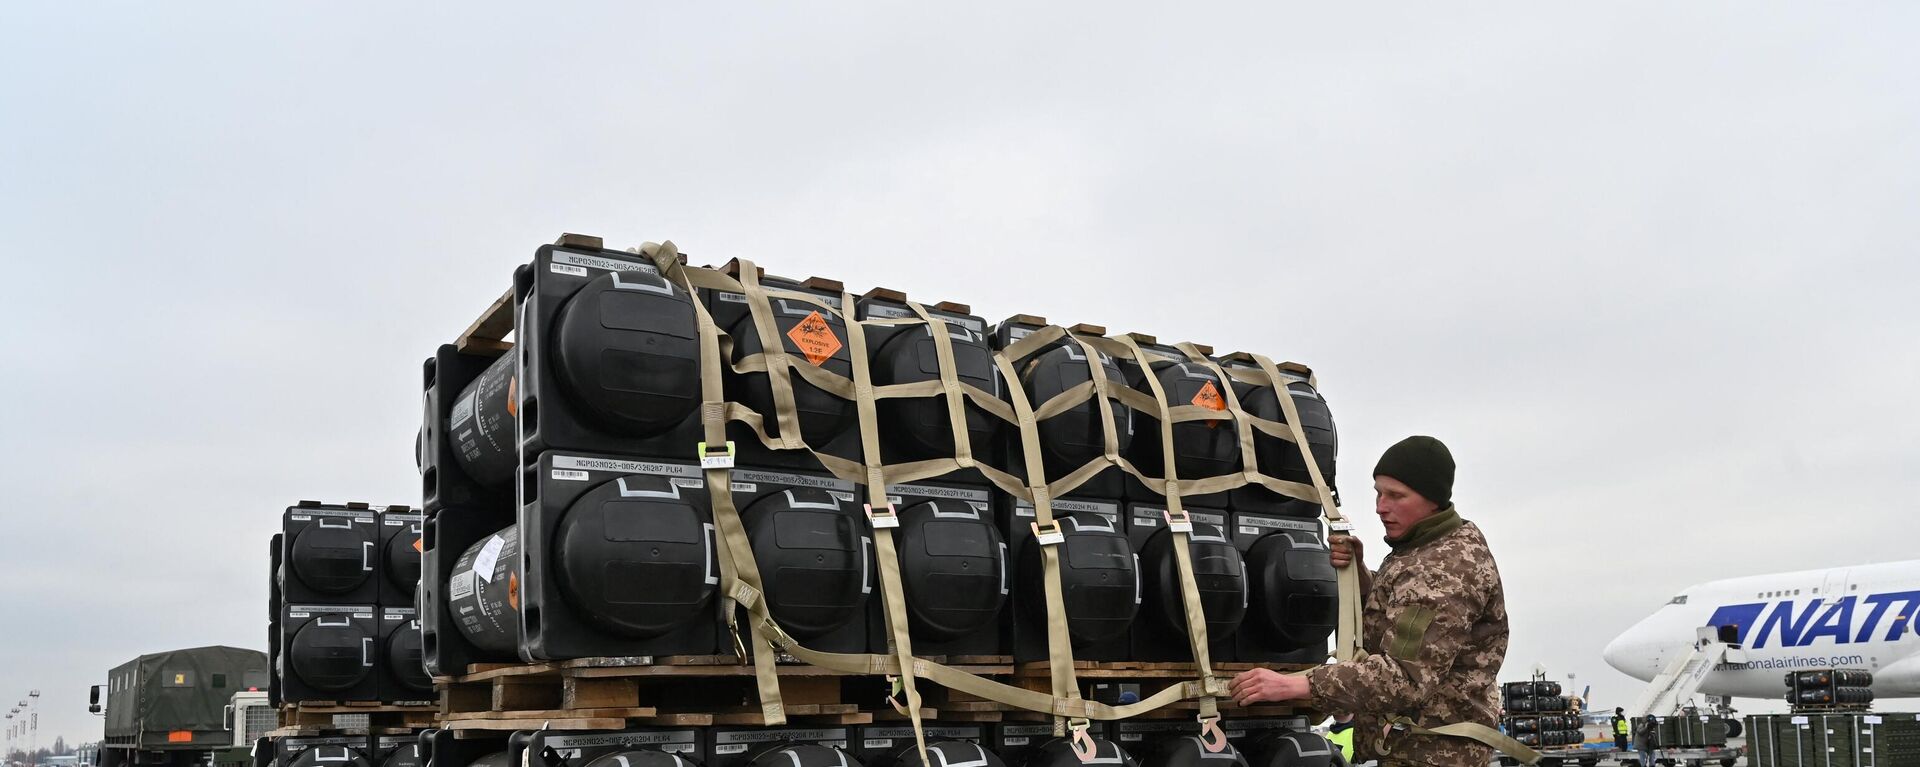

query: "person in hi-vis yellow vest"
xmin=1328 ymin=713 xmax=1356 ymax=761
xmin=1611 ymin=707 xmax=1630 ymax=750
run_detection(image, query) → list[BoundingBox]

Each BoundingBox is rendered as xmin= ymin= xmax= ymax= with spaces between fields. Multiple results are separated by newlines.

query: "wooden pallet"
xmin=279 ymin=702 xmax=439 ymax=730
xmin=435 ymin=656 xmax=1304 ymax=730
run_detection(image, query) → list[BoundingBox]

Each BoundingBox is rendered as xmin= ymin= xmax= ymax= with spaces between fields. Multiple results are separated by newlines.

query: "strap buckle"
xmin=1163 ymin=509 xmax=1193 ymax=533
xmin=1031 ymin=521 xmax=1065 ymax=546
xmin=1195 ymin=714 xmax=1228 ymax=754
xmin=865 ymin=504 xmax=900 ymax=529
xmin=696 ymin=441 xmax=736 ymax=469
xmin=1067 ymin=719 xmax=1097 ymax=763
xmin=883 ymin=675 xmax=911 ymax=716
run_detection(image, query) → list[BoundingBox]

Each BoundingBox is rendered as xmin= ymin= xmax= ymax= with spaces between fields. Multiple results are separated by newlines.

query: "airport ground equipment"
xmin=1625 ymin=627 xmax=1749 ymax=719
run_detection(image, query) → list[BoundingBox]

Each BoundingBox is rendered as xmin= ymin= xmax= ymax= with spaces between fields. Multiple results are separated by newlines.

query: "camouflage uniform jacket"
xmin=1306 ymin=508 xmax=1509 ymax=766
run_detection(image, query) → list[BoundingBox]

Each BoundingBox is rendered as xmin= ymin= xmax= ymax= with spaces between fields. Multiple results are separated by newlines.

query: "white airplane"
xmin=1604 ymin=560 xmax=1920 ymax=699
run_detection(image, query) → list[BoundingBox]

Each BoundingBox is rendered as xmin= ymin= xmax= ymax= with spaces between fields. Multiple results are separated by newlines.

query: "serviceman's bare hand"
xmin=1229 ymin=668 xmax=1310 ymax=706
xmin=1330 ymin=533 xmax=1362 ymax=569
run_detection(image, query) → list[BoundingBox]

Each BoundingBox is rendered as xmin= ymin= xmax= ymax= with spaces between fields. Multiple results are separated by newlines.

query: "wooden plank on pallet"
xmin=459 ymin=662 xmax=562 ymax=683
xmin=441 ymin=683 xmax=492 ymax=716
xmin=707 ymin=708 xmax=872 ymax=726
xmin=494 ymin=677 xmax=562 ymax=711
xmin=445 ymin=717 xmax=625 ymax=732
xmin=456 ymin=289 xmax=515 ymax=354
xmin=563 ymin=677 xmax=639 ymax=710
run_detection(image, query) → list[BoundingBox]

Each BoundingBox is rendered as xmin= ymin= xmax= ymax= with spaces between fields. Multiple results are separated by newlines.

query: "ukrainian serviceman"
xmin=1228 ymin=436 xmax=1511 ymax=766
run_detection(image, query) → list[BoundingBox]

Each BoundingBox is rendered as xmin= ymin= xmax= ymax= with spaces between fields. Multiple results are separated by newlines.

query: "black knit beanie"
xmin=1373 ymin=436 xmax=1454 ymax=508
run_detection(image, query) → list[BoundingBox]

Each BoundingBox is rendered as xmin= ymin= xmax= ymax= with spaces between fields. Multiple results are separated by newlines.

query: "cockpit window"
xmin=1669 ymin=595 xmax=1688 ymax=605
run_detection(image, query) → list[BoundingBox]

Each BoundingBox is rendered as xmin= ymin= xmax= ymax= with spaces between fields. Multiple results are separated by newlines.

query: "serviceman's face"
xmin=1374 ymin=475 xmax=1439 ymax=539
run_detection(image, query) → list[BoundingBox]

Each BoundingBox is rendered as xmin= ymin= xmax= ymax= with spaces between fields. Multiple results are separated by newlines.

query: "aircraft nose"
xmin=1602 ymin=635 xmax=1628 ymax=672
xmin=1603 ymin=632 xmax=1645 ymax=677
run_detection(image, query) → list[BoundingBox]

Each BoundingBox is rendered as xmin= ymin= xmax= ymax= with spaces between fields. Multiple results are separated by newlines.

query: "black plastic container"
xmin=737 ymin=469 xmax=870 ymax=655
xmin=422 ymin=729 xmax=509 ymax=767
xmin=520 ymin=728 xmax=702 ymax=767
xmin=279 ymin=604 xmax=378 ymax=703
xmin=998 ymin=493 xmax=1130 ymax=662
xmin=281 ymin=503 xmax=380 ymax=606
xmin=1238 ymin=731 xmax=1339 ymax=767
xmin=1010 ymin=508 xmax=1140 ymax=664
xmin=268 ymin=533 xmax=283 ymax=706
xmin=1140 ymin=735 xmax=1248 ymax=767
xmin=706 ymin=263 xmax=859 ymax=472
xmin=991 ymin=316 xmax=1134 ymax=500
xmin=378 ymin=606 xmax=431 ymax=703
xmin=1219 ymin=718 xmax=1311 ymax=751
xmin=985 ymin=723 xmax=1055 ymax=767
xmin=380 ymin=508 xmax=425 ymax=607
xmin=1220 ymin=356 xmax=1336 ymax=519
xmin=420 ymin=505 xmax=517 ymax=675
xmin=1125 ymin=505 xmax=1246 ymax=663
xmin=1118 ymin=336 xmax=1234 ymax=509
xmin=516 ymin=452 xmax=722 ymax=661
xmin=1229 ymin=513 xmax=1335 ymax=662
xmin=420 ymin=344 xmax=516 ymax=511
xmin=1112 ymin=720 xmax=1198 ymax=755
xmin=278 ymin=736 xmax=374 ymax=767
xmin=867 ymin=482 xmax=1006 ymax=657
xmin=851 ymin=725 xmax=988 ymax=767
xmin=1027 ymin=737 xmax=1137 ymax=767
xmin=375 ymin=735 xmax=423 ymax=767
xmin=494 ymin=245 xmax=708 ymax=482
xmin=704 ymin=726 xmax=855 ymax=767
xmin=855 ymin=290 xmax=999 ymax=488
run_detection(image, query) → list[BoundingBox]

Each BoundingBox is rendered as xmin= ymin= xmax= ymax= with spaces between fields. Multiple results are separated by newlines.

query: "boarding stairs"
xmin=1626 ymin=626 xmax=1749 ymax=718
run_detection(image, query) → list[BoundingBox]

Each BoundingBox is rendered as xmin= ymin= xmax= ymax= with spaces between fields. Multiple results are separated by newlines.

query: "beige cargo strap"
xmin=840 ymin=289 xmax=931 ymax=767
xmin=989 ymin=352 xmax=1087 ymax=738
xmin=1247 ymin=354 xmax=1363 ymax=662
xmin=644 ymin=243 xmax=788 ymax=725
xmin=1117 ymin=336 xmax=1230 ymax=748
xmin=1382 ymin=715 xmax=1541 ymax=765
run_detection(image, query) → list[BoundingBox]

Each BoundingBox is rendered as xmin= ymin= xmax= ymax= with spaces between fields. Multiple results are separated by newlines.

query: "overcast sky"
xmin=4 ymin=1 xmax=1917 ymax=747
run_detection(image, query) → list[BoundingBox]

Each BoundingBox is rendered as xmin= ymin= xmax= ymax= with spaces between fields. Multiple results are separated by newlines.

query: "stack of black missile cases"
xmin=416 ymin=237 xmax=1341 ymax=673
xmin=1500 ymin=681 xmax=1582 ymax=749
xmin=1787 ymin=669 xmax=1875 ymax=710
xmin=275 ymin=502 xmax=428 ymax=704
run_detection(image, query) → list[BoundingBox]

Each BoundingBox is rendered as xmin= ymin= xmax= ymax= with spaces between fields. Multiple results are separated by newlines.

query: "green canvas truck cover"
xmin=103 ymin=646 xmax=269 ymax=748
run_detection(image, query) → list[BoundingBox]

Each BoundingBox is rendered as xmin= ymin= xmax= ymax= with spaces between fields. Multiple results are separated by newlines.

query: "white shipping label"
xmin=714 ymin=745 xmax=747 ymax=755
xmin=1004 ymin=738 xmax=1029 ymax=747
xmin=449 ymin=571 xmax=475 ymax=600
xmin=449 ymin=391 xmax=475 ymax=429
xmin=552 ymin=469 xmax=590 ymax=482
xmin=472 ymin=536 xmax=505 ymax=582
xmin=864 ymin=740 xmax=893 ymax=749
xmin=1239 ymin=526 xmax=1259 ymax=535
xmin=731 ymin=482 xmax=757 ymax=493
xmin=549 ymin=263 xmax=589 ymax=277
xmin=553 ymin=252 xmax=656 ymax=274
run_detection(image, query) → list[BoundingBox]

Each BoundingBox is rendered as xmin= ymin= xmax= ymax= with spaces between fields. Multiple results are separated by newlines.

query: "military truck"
xmin=90 ymin=646 xmax=270 ymax=767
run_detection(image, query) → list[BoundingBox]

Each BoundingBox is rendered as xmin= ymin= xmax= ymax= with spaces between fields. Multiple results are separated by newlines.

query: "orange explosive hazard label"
xmin=786 ymin=311 xmax=844 ymax=366
xmin=412 ymin=537 xmax=423 ymax=554
xmin=1191 ymin=381 xmax=1228 ymax=429
xmin=508 ymin=572 xmax=520 ymax=611
xmin=506 ymin=376 xmax=518 ymax=417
